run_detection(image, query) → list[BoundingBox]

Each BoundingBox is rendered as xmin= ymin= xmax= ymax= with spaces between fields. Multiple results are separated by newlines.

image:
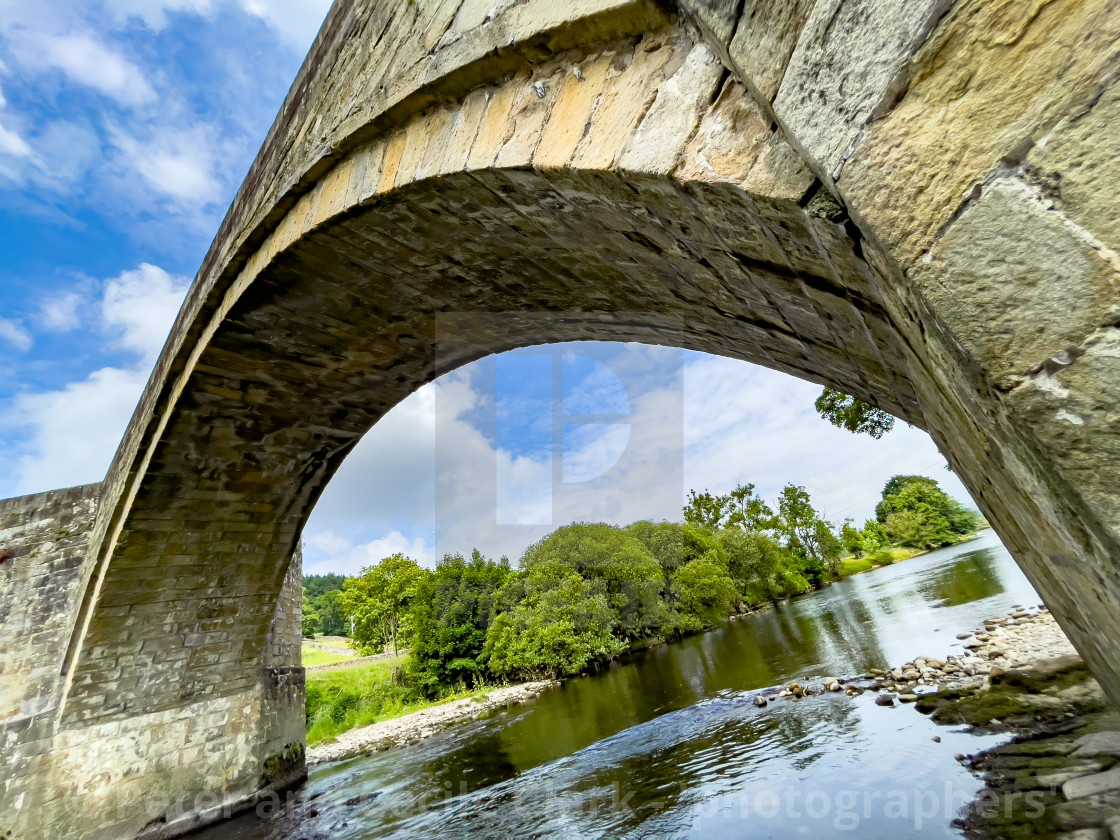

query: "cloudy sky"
xmin=0 ymin=0 xmax=975 ymax=576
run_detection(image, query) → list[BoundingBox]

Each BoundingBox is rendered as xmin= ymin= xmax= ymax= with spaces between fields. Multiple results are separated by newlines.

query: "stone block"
xmin=774 ymin=0 xmax=951 ymax=179
xmin=840 ymin=0 xmax=1120 ymax=265
xmin=909 ymin=178 xmax=1119 ymax=384
xmin=1074 ymin=732 xmax=1120 ymax=760
xmin=1065 ymin=767 xmax=1120 ymax=801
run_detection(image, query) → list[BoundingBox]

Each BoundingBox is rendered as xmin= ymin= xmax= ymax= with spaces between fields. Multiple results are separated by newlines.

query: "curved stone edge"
xmin=60 ymin=0 xmax=675 ymax=712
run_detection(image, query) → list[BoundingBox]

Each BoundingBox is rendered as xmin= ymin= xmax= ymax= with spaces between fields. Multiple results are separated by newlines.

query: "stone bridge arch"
xmin=5 ymin=1 xmax=1118 ymax=838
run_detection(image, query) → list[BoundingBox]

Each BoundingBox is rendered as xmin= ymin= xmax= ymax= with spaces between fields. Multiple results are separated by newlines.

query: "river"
xmin=199 ymin=530 xmax=1043 ymax=838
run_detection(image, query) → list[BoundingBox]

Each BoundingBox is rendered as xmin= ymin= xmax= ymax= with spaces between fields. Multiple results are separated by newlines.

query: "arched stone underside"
xmin=5 ymin=1 xmax=1119 ymax=838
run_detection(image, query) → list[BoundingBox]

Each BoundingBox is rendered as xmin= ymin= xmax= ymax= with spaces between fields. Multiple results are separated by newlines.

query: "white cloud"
xmin=2 ymin=264 xmax=188 ymax=495
xmin=680 ymin=357 xmax=973 ymax=525
xmin=101 ymin=263 xmax=188 ymax=361
xmin=8 ymin=365 xmax=150 ymax=492
xmin=38 ymin=291 xmax=84 ymax=331
xmin=304 ymin=530 xmax=433 ymax=577
xmin=28 ymin=31 xmax=155 ymax=106
xmin=238 ymin=0 xmax=331 ymax=49
xmin=101 ymin=0 xmax=215 ymax=29
xmin=111 ymin=126 xmax=223 ymax=205
xmin=0 ymin=119 xmax=29 ymax=157
xmin=0 ymin=318 xmax=31 ymax=351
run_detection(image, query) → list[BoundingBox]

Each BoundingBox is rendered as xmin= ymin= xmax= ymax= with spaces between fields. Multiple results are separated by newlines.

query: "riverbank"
xmin=868 ymin=608 xmax=1120 ymax=839
xmin=307 ymin=679 xmax=555 ymax=765
xmin=749 ymin=604 xmax=1118 ymax=836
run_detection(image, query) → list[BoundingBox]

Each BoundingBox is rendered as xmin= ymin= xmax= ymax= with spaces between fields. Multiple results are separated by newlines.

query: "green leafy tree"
xmin=304 ymin=573 xmax=347 ymax=601
xmin=484 ymin=574 xmax=625 ymax=680
xmin=626 ymin=521 xmax=688 ymax=577
xmin=875 ymin=475 xmax=978 ymax=546
xmin=408 ymin=551 xmax=511 ymax=697
xmin=519 ymin=523 xmax=665 ymax=638
xmin=682 ymin=483 xmax=773 ymax=531
xmin=301 ymin=587 xmax=321 ymax=638
xmin=815 ymin=387 xmax=896 ymax=438
xmin=774 ymin=484 xmax=838 ymax=586
xmin=860 ymin=518 xmax=889 ymax=551
xmin=840 ymin=519 xmax=864 ymax=557
xmin=340 ymin=554 xmax=428 ymax=655
xmin=313 ymin=590 xmax=348 ymax=637
xmin=683 ymin=489 xmax=732 ymax=528
xmin=669 ymin=551 xmax=738 ymax=631
xmin=725 ymin=483 xmax=775 ymax=531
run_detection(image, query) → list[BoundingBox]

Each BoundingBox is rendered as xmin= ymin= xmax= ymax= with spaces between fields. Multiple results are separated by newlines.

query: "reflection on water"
xmin=198 ymin=531 xmax=1040 ymax=839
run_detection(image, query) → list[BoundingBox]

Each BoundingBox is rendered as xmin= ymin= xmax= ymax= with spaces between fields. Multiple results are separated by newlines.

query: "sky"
xmin=0 ymin=0 xmax=975 ymax=577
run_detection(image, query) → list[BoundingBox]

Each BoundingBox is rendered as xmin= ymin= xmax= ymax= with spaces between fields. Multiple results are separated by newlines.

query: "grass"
xmin=301 ymin=644 xmax=355 ymax=668
xmin=304 ymin=655 xmax=503 ymax=745
xmin=838 ymin=557 xmax=874 ymax=578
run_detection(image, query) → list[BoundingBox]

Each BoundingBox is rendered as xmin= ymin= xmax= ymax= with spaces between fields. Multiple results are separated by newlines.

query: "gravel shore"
xmin=307 ymin=680 xmax=556 ymax=765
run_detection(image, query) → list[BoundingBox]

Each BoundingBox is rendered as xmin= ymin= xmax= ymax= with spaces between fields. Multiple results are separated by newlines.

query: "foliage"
xmin=669 ymin=551 xmax=738 ymax=631
xmin=408 ymin=550 xmax=511 ymax=698
xmin=717 ymin=528 xmax=808 ymax=604
xmin=305 ymin=473 xmax=982 ymax=743
xmin=683 ymin=483 xmax=773 ymax=531
xmin=484 ymin=574 xmax=625 ymax=680
xmin=340 ymin=554 xmax=428 ymax=655
xmin=860 ymin=519 xmax=889 ymax=551
xmin=518 ymin=523 xmax=665 ymax=638
xmin=627 ymin=520 xmax=689 ymax=577
xmin=304 ymin=573 xmax=347 ymax=601
xmin=865 ymin=546 xmax=895 ymax=565
xmin=875 ymin=475 xmax=979 ymax=549
xmin=840 ymin=519 xmax=864 ymax=557
xmin=313 ymin=590 xmax=348 ymax=637
xmin=773 ymin=484 xmax=841 ymax=586
xmin=682 ymin=489 xmax=730 ymax=528
xmin=305 ymin=655 xmax=419 ymax=745
xmin=814 ymin=387 xmax=896 ymax=439
xmin=301 ymin=587 xmax=320 ymax=638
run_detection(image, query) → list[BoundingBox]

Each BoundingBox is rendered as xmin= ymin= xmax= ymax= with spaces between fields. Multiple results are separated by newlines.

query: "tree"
xmin=519 ymin=523 xmax=666 ymax=638
xmin=301 ymin=587 xmax=321 ymax=638
xmin=815 ymin=387 xmax=895 ymax=438
xmin=669 ymin=551 xmax=738 ymax=631
xmin=627 ymin=521 xmax=688 ymax=578
xmin=340 ymin=554 xmax=428 ymax=655
xmin=774 ymin=484 xmax=839 ymax=586
xmin=682 ymin=483 xmax=773 ymax=531
xmin=484 ymin=574 xmax=625 ymax=680
xmin=683 ymin=489 xmax=732 ymax=528
xmin=304 ymin=573 xmax=347 ymax=601
xmin=875 ymin=475 xmax=979 ymax=546
xmin=725 ymin=483 xmax=775 ymax=531
xmin=408 ymin=551 xmax=511 ymax=697
xmin=840 ymin=519 xmax=864 ymax=557
xmin=314 ymin=590 xmax=348 ymax=637
xmin=860 ymin=519 xmax=889 ymax=551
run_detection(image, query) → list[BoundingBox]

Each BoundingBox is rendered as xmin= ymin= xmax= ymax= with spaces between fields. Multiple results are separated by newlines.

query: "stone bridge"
xmin=2 ymin=0 xmax=1118 ymax=836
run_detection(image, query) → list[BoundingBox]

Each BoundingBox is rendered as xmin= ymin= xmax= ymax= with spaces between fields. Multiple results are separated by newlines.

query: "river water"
xmin=200 ymin=530 xmax=1043 ymax=839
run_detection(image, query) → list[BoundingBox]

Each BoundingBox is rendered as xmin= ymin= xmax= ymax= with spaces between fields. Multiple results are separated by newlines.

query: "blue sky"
xmin=0 ymin=1 xmax=974 ymax=575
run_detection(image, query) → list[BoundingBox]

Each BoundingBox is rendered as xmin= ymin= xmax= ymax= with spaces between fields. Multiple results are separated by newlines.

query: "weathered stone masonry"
xmin=0 ymin=485 xmax=101 ymax=840
xmin=2 ymin=0 xmax=1118 ymax=837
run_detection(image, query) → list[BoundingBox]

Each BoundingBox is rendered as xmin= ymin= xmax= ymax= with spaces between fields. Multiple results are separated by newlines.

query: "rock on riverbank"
xmin=307 ymin=680 xmax=556 ymax=765
xmin=873 ymin=607 xmax=1120 ymax=839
